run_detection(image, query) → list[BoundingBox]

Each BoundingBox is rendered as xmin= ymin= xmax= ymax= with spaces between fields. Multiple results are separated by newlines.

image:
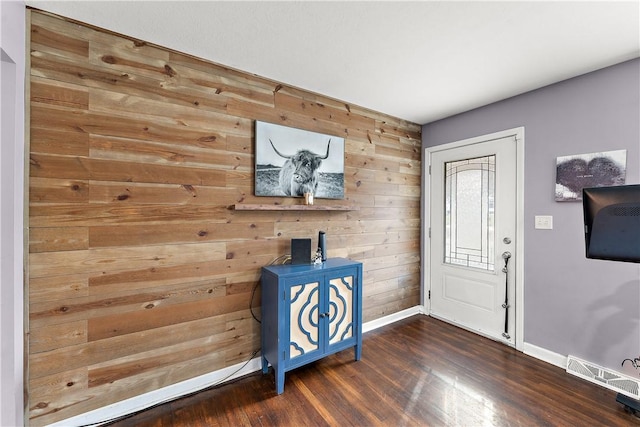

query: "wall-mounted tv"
xmin=582 ymin=184 xmax=640 ymax=263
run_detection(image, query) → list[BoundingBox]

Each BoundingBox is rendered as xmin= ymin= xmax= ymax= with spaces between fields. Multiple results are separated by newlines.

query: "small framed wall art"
xmin=555 ymin=149 xmax=627 ymax=201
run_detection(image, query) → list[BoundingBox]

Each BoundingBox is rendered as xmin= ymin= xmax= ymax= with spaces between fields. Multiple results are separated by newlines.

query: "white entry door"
xmin=428 ymin=131 xmax=520 ymax=346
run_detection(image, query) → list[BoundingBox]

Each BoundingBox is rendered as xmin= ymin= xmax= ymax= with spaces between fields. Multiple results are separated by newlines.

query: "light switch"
xmin=534 ymin=215 xmax=553 ymax=230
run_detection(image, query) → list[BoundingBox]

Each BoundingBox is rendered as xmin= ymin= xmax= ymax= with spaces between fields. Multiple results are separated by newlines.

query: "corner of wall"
xmin=0 ymin=2 xmax=26 ymax=426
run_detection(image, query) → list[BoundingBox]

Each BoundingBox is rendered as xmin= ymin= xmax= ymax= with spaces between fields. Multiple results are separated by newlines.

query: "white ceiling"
xmin=26 ymin=1 xmax=640 ymax=124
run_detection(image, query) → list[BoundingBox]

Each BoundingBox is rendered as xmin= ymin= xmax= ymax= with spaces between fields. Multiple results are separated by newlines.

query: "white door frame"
xmin=424 ymin=127 xmax=525 ymax=351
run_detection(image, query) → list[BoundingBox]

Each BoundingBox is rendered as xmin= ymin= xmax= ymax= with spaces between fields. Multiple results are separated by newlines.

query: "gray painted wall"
xmin=422 ymin=58 xmax=640 ymax=376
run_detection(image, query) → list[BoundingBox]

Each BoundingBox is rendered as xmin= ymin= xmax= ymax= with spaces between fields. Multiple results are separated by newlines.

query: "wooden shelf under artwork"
xmin=233 ymin=204 xmax=358 ymax=211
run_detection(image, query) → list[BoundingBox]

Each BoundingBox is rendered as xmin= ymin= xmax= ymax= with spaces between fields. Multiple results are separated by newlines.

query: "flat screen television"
xmin=582 ymin=184 xmax=640 ymax=263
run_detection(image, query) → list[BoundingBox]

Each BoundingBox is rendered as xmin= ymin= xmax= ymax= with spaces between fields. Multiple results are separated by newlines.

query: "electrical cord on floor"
xmin=78 ymin=348 xmax=262 ymax=427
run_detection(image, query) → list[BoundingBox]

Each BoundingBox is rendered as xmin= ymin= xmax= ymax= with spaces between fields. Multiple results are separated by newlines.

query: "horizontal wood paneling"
xmin=27 ymin=10 xmax=421 ymax=425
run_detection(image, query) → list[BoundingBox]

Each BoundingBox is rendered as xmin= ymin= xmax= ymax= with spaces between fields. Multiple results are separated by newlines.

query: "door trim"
xmin=423 ymin=127 xmax=525 ymax=351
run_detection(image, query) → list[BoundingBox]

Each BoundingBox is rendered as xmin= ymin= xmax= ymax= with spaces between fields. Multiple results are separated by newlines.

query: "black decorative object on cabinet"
xmin=261 ymin=258 xmax=363 ymax=394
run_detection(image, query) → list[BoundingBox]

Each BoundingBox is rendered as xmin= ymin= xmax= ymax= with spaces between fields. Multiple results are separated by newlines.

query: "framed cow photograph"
xmin=255 ymin=121 xmax=345 ymax=199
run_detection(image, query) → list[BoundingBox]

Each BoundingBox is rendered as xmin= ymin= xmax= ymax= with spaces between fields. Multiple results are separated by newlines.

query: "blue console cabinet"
xmin=261 ymin=257 xmax=363 ymax=394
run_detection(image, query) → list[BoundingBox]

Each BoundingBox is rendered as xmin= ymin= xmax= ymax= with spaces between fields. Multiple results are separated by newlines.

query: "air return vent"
xmin=566 ymin=355 xmax=640 ymax=399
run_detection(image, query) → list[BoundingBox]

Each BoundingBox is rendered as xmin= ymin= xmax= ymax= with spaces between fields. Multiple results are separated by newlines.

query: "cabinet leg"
xmin=276 ymin=367 xmax=285 ymax=394
xmin=261 ymin=355 xmax=269 ymax=374
xmin=355 ymin=344 xmax=362 ymax=361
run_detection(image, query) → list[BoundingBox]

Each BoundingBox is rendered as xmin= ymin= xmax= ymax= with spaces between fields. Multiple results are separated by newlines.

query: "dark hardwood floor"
xmin=108 ymin=315 xmax=638 ymax=426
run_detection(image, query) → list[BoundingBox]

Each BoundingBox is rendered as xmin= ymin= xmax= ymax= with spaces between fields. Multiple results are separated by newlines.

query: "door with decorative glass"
xmin=428 ymin=134 xmax=517 ymax=345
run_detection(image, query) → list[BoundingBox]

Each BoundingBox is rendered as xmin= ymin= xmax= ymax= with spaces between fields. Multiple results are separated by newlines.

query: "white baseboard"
xmin=363 ymin=305 xmax=425 ymax=334
xmin=523 ymin=342 xmax=567 ymax=369
xmin=47 ymin=357 xmax=263 ymax=427
xmin=48 ymin=305 xmax=427 ymax=427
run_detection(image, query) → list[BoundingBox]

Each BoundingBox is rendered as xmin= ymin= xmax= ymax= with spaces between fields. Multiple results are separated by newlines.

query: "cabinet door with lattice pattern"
xmin=327 ymin=275 xmax=354 ymax=346
xmin=288 ymin=280 xmax=321 ymax=361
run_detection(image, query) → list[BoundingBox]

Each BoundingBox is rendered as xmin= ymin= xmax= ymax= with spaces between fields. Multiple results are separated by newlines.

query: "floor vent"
xmin=566 ymin=355 xmax=640 ymax=399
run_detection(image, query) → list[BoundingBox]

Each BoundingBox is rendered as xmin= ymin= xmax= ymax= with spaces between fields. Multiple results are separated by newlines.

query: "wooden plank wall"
xmin=27 ymin=10 xmax=422 ymax=425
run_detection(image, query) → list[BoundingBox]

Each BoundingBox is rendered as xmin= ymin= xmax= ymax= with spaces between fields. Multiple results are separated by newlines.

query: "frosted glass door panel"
xmin=444 ymin=156 xmax=495 ymax=271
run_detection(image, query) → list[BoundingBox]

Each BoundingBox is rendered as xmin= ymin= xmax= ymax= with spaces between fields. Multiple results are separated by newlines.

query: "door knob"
xmin=502 ymin=251 xmax=512 ymax=260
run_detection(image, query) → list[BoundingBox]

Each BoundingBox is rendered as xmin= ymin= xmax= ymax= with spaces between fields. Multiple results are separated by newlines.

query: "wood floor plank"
xmin=105 ymin=315 xmax=636 ymax=426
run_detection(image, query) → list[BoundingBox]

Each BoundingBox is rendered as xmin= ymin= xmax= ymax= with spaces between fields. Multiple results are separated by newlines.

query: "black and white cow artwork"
xmin=269 ymin=139 xmax=331 ymax=197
